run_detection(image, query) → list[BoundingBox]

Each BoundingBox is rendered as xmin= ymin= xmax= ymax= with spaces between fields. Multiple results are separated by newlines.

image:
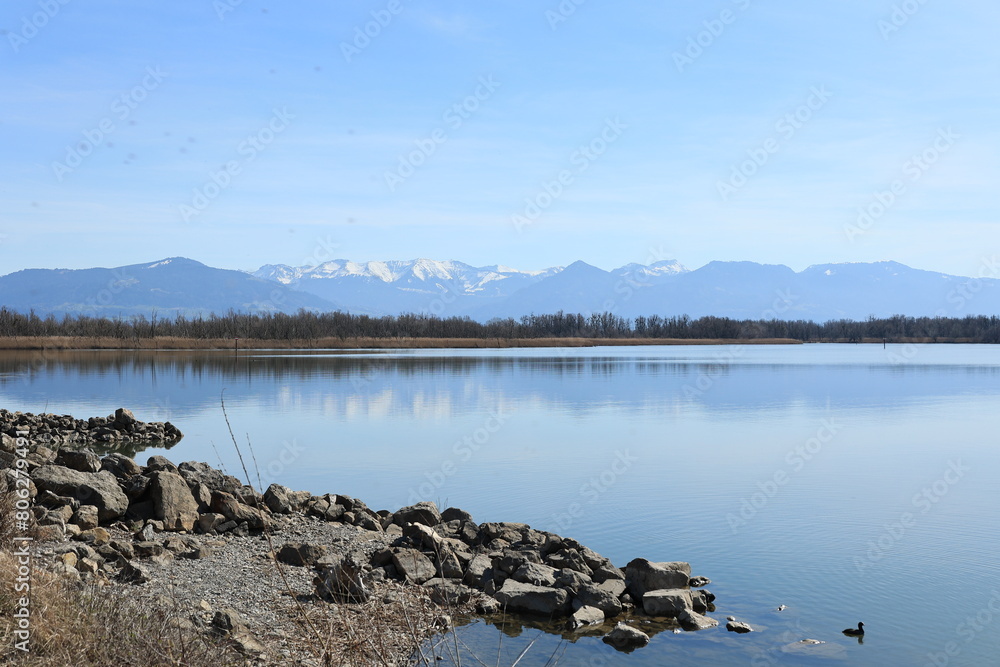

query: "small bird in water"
xmin=777 ymin=605 xmax=787 ymax=611
xmin=842 ymin=622 xmax=865 ymax=636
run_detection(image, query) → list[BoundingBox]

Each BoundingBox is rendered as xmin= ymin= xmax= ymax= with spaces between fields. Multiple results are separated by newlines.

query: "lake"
xmin=1 ymin=344 xmax=997 ymax=666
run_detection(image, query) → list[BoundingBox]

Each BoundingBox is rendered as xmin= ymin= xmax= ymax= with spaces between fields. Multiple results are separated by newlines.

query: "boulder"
xmin=512 ymin=562 xmax=558 ymax=588
xmin=196 ymin=513 xmax=225 ymax=534
xmin=101 ymin=453 xmax=143 ymax=478
xmin=441 ymin=507 xmax=474 ymax=523
xmin=54 ymin=450 xmax=102 ymax=473
xmin=642 ymin=589 xmax=693 ymax=617
xmin=72 ymin=505 xmax=99 ymax=530
xmin=494 ymin=579 xmax=571 ymax=617
xmin=391 ymin=549 xmax=437 ymax=584
xmin=114 ymin=408 xmax=137 ymax=427
xmin=276 ymin=542 xmax=327 ymax=567
xmin=602 ymin=623 xmax=649 ymax=652
xmin=177 ymin=461 xmax=242 ymax=494
xmin=423 ymin=578 xmax=477 ymax=605
xmin=118 ymin=560 xmax=152 ymax=584
xmin=463 ymin=553 xmax=493 ymax=588
xmin=263 ymin=483 xmax=308 ymax=514
xmin=625 ymin=559 xmax=691 ymax=599
xmin=678 ymin=609 xmax=719 ymax=631
xmin=146 ymin=455 xmax=178 ymax=473
xmin=574 ymin=582 xmax=623 ymax=617
xmin=314 ymin=553 xmax=371 ymax=602
xmin=393 ymin=502 xmax=442 ymax=527
xmin=726 ymin=620 xmax=754 ymax=633
xmin=32 ymin=466 xmax=128 ymax=522
xmin=568 ymin=605 xmax=605 ymax=630
xmin=597 ymin=578 xmax=627 ymax=599
xmin=210 ymin=491 xmax=271 ymax=530
xmin=149 ymin=471 xmax=200 ymax=532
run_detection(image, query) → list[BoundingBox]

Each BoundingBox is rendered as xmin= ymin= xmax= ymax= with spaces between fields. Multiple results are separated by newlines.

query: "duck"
xmin=842 ymin=622 xmax=865 ymax=636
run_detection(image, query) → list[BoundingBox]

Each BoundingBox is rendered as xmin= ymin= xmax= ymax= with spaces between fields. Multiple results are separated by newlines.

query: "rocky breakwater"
xmin=2 ymin=412 xmax=724 ymax=655
xmin=0 ymin=407 xmax=182 ymax=451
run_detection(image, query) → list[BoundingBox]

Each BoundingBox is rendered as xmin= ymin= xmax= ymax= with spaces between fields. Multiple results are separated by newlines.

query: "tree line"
xmin=1 ymin=307 xmax=999 ymax=343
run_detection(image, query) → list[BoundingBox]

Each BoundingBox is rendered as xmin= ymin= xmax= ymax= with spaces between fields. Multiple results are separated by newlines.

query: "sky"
xmin=1 ymin=1 xmax=997 ymax=278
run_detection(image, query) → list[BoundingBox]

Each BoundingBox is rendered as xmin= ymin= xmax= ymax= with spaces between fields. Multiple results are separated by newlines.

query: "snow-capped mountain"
xmin=3 ymin=256 xmax=997 ymax=323
xmin=252 ymin=258 xmax=564 ymax=316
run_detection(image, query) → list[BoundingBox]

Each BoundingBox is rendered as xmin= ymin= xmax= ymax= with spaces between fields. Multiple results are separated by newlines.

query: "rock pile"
xmin=2 ymin=410 xmax=726 ymax=653
xmin=0 ymin=408 xmax=182 ymax=450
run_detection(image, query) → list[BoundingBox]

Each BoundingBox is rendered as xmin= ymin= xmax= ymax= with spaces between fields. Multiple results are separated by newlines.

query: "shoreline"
xmin=2 ymin=408 xmax=724 ymax=664
xmin=0 ymin=335 xmax=801 ymax=350
xmin=0 ymin=334 xmax=987 ymax=351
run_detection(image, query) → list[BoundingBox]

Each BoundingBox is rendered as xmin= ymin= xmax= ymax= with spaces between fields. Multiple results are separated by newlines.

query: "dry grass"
xmin=0 ymin=335 xmax=804 ymax=351
xmin=0 ymin=560 xmax=245 ymax=666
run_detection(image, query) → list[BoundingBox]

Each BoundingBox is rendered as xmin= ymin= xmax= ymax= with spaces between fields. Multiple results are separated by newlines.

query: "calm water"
xmin=1 ymin=344 xmax=998 ymax=666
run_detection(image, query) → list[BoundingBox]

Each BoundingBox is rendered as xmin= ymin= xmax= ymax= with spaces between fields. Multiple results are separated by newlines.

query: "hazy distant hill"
xmin=0 ymin=257 xmax=338 ymax=318
xmin=1 ymin=256 xmax=996 ymax=322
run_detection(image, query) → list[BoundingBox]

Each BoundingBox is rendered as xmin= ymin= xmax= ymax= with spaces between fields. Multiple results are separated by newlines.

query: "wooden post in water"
xmin=235 ymin=337 xmax=239 ymax=355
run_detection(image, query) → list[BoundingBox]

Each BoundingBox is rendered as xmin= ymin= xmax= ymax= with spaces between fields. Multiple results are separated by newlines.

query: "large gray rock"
xmin=422 ymin=578 xmax=477 ymax=605
xmin=101 ymin=453 xmax=143 ymax=478
xmin=263 ymin=483 xmax=309 ymax=514
xmin=210 ymin=491 xmax=271 ymax=530
xmin=624 ymin=558 xmax=691 ymax=599
xmin=726 ymin=619 xmax=754 ymax=633
xmin=149 ymin=471 xmax=200 ymax=531
xmin=177 ymin=461 xmax=243 ymax=494
xmin=568 ymin=605 xmax=605 ymax=630
xmin=678 ymin=609 xmax=719 ymax=631
xmin=512 ymin=562 xmax=558 ymax=588
xmin=602 ymin=622 xmax=649 ymax=652
xmin=277 ymin=542 xmax=327 ymax=567
xmin=391 ymin=549 xmax=437 ymax=584
xmin=32 ymin=466 xmax=128 ymax=522
xmin=315 ymin=552 xmax=371 ymax=602
xmin=393 ymin=501 xmax=442 ymax=527
xmin=54 ymin=450 xmax=101 ymax=473
xmin=463 ymin=553 xmax=493 ymax=588
xmin=642 ymin=588 xmax=693 ymax=617
xmin=494 ymin=579 xmax=571 ymax=617
xmin=574 ymin=582 xmax=623 ymax=617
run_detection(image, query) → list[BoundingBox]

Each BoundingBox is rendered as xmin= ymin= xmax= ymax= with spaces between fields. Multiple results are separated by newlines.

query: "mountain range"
xmin=0 ymin=256 xmax=997 ymax=322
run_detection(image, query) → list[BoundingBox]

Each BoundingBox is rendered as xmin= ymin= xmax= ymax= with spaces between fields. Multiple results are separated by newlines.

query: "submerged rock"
xmin=602 ymin=622 xmax=650 ymax=652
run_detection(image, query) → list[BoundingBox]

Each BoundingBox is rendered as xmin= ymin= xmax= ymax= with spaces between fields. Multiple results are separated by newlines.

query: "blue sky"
xmin=1 ymin=1 xmax=997 ymax=277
